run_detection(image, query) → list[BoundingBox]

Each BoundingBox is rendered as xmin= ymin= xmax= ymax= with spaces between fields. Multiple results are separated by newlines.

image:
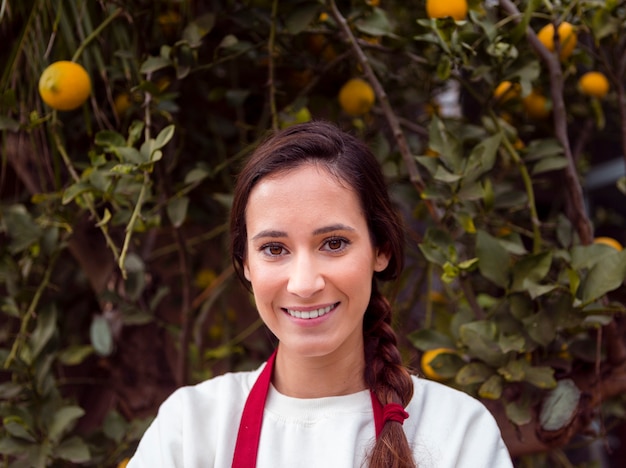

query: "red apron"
xmin=231 ymin=349 xmax=408 ymax=467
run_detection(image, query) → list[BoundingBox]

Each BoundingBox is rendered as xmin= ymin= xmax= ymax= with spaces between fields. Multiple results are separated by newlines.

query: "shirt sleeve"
xmin=127 ymin=389 xmax=184 ymax=468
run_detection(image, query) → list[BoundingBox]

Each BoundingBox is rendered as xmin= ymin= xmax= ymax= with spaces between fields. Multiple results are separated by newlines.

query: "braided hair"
xmin=230 ymin=121 xmax=415 ymax=467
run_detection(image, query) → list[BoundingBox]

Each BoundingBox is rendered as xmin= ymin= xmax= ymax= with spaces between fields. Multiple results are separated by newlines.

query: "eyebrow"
xmin=251 ymin=224 xmax=355 ymax=241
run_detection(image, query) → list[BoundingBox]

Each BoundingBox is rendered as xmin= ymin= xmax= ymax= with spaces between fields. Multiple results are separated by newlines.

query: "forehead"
xmin=245 ymin=164 xmax=365 ymax=226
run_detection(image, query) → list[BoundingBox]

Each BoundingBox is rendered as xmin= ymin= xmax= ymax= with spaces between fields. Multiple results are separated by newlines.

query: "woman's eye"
xmin=262 ymin=244 xmax=285 ymax=256
xmin=323 ymin=237 xmax=349 ymax=252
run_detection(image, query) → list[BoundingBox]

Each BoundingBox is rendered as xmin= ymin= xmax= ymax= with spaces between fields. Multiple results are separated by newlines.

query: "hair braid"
xmin=364 ymin=284 xmax=415 ymax=468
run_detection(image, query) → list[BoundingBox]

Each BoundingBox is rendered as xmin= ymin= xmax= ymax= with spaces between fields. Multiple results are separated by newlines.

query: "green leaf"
xmin=95 ymin=130 xmax=126 ymax=148
xmin=455 ymin=362 xmax=493 ymax=385
xmin=90 ymin=316 xmax=114 ymax=356
xmin=356 ymin=7 xmax=393 ymax=36
xmin=506 ymin=399 xmax=532 ymax=426
xmin=140 ymin=56 xmax=172 ymax=74
xmin=3 ymin=417 xmax=35 ymax=442
xmin=62 ymin=182 xmax=93 ymax=205
xmin=476 ymin=230 xmax=510 ymax=288
xmin=418 ymin=227 xmax=455 ymax=266
xmin=58 ymin=345 xmax=94 ymax=366
xmin=479 ymin=375 xmax=503 ymax=400
xmin=407 ymin=329 xmax=455 ymax=351
xmin=459 ymin=320 xmax=503 ymax=367
xmin=498 ymin=359 xmax=526 ymax=382
xmin=115 ymin=147 xmax=145 ymax=164
xmin=103 ymin=411 xmax=128 ymax=444
xmin=532 ymin=156 xmax=568 ymax=174
xmin=182 ymin=13 xmax=216 ymax=46
xmin=54 ymin=436 xmax=90 ymax=463
xmin=153 ymin=124 xmax=176 ymax=150
xmin=0 ymin=115 xmax=20 ymax=131
xmin=167 ymin=196 xmax=189 ymax=228
xmin=185 ymin=167 xmax=211 ymax=184
xmin=128 ymin=120 xmax=145 ymax=146
xmin=539 ymin=379 xmax=580 ymax=431
xmin=0 ymin=382 xmax=23 ymax=399
xmin=523 ymin=311 xmax=556 ymax=346
xmin=524 ymin=365 xmax=557 ymax=389
xmin=48 ymin=406 xmax=85 ymax=441
xmin=510 ymin=251 xmax=552 ymax=292
xmin=570 ymin=244 xmax=615 ymax=270
xmin=580 ymin=249 xmax=626 ymax=303
xmin=285 ymin=3 xmax=319 ymax=34
xmin=498 ymin=333 xmax=525 ymax=353
xmin=30 ymin=305 xmax=57 ymax=359
xmin=427 ymin=116 xmax=462 ymax=173
xmin=3 ymin=205 xmax=42 ymax=253
xmin=464 ymin=133 xmax=501 ymax=181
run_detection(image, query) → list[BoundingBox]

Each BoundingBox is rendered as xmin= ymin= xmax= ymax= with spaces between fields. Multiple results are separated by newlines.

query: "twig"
xmin=326 ymin=1 xmax=424 ymax=191
xmin=4 ymin=250 xmax=60 ymax=368
xmin=71 ymin=7 xmax=123 ymax=62
xmin=499 ymin=0 xmax=593 ymax=244
xmin=268 ymin=0 xmax=279 ymax=130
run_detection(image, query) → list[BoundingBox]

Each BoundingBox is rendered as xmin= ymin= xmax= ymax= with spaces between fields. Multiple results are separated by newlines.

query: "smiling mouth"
xmin=284 ymin=303 xmax=339 ymax=320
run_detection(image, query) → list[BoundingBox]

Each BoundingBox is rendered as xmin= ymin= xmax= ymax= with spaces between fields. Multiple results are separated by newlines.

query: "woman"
xmin=128 ymin=121 xmax=513 ymax=467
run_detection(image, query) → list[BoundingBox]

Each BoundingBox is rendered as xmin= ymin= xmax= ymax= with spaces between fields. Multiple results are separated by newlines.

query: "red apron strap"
xmin=370 ymin=391 xmax=385 ymax=438
xmin=232 ymin=349 xmax=277 ymax=468
xmin=232 ymin=349 xmax=394 ymax=466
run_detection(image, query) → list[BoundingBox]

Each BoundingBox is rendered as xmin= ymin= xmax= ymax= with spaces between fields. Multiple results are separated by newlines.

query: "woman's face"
xmin=243 ymin=163 xmax=389 ymax=361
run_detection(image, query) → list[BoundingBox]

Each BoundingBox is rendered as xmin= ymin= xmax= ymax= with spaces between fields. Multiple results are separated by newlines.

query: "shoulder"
xmin=407 ymin=374 xmax=500 ymax=430
xmin=160 ymin=364 xmax=263 ymax=414
xmin=405 ymin=376 xmax=513 ymax=467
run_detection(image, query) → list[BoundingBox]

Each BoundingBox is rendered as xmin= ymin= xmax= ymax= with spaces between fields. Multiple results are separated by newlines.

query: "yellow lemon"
xmin=38 ymin=61 xmax=91 ymax=111
xmin=420 ymin=348 xmax=456 ymax=381
xmin=537 ymin=22 xmax=577 ymax=61
xmin=117 ymin=459 xmax=130 ymax=468
xmin=494 ymin=81 xmax=521 ymax=103
xmin=522 ymin=89 xmax=550 ymax=119
xmin=113 ymin=93 xmax=132 ymax=116
xmin=426 ymin=0 xmax=468 ymax=21
xmin=578 ymin=71 xmax=610 ymax=99
xmin=593 ymin=237 xmax=623 ymax=251
xmin=338 ymin=78 xmax=375 ymax=116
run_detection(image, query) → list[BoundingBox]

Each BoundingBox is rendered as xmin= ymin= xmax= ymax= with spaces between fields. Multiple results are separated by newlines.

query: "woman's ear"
xmin=243 ymin=262 xmax=251 ymax=282
xmin=374 ymin=249 xmax=391 ymax=273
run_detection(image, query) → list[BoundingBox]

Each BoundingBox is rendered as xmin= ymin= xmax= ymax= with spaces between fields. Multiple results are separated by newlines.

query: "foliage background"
xmin=2 ymin=0 xmax=626 ymax=466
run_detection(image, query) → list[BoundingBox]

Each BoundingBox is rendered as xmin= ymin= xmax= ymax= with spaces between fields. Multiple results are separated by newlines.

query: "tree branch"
xmin=499 ymin=0 xmax=593 ymax=244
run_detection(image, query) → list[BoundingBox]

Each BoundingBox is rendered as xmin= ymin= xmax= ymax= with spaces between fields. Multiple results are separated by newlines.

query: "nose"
xmin=286 ymin=253 xmax=325 ymax=298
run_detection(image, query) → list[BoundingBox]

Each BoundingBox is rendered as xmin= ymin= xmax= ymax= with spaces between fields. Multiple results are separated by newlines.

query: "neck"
xmin=272 ymin=344 xmax=367 ymax=398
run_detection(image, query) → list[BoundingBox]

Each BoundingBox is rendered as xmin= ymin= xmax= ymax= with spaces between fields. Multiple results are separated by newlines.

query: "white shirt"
xmin=128 ymin=362 xmax=513 ymax=467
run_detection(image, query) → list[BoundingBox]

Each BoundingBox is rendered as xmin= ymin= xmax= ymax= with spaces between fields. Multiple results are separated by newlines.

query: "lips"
xmin=284 ymin=302 xmax=339 ymax=319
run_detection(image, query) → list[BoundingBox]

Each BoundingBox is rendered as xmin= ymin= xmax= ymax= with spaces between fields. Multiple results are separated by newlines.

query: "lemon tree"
xmin=3 ymin=1 xmax=626 ymax=466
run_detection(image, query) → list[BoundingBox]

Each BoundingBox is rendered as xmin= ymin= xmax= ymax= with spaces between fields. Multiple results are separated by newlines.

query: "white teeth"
xmin=286 ymin=304 xmax=334 ymax=319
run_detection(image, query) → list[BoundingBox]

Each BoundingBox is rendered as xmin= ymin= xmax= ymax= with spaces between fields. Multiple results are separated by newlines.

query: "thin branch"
xmin=71 ymin=7 xmax=123 ymax=62
xmin=326 ymin=1 xmax=423 ymax=190
xmin=268 ymin=0 xmax=279 ymax=131
xmin=499 ymin=0 xmax=593 ymax=244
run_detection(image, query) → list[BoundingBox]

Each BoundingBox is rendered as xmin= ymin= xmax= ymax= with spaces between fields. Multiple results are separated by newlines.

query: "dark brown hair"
xmin=230 ymin=121 xmax=415 ymax=468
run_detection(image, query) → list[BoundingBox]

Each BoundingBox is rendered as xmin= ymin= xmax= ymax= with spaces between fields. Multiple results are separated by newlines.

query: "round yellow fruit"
xmin=420 ymin=348 xmax=455 ymax=381
xmin=38 ymin=61 xmax=91 ymax=111
xmin=494 ymin=81 xmax=521 ymax=103
xmin=578 ymin=71 xmax=610 ymax=99
xmin=522 ymin=89 xmax=550 ymax=119
xmin=338 ymin=78 xmax=375 ymax=116
xmin=537 ymin=22 xmax=577 ymax=61
xmin=426 ymin=0 xmax=468 ymax=21
xmin=593 ymin=236 xmax=623 ymax=251
xmin=113 ymin=93 xmax=132 ymax=116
